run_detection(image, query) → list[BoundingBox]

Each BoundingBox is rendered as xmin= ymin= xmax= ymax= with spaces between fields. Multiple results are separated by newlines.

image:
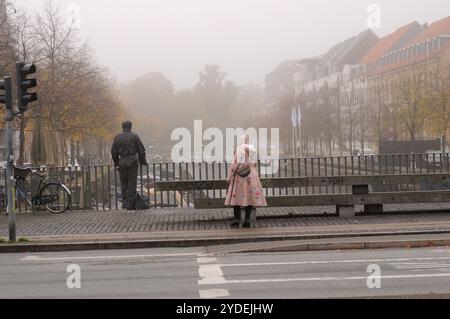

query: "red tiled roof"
xmin=403 ymin=16 xmax=450 ymax=47
xmin=368 ymin=41 xmax=450 ymax=77
xmin=359 ymin=22 xmax=419 ymax=64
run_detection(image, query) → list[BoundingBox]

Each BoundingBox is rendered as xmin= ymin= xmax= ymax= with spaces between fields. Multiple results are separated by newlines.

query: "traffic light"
xmin=16 ymin=62 xmax=38 ymax=113
xmin=0 ymin=78 xmax=5 ymax=106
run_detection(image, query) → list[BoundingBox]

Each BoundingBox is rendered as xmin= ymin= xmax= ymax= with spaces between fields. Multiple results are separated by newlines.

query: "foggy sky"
xmin=12 ymin=0 xmax=450 ymax=88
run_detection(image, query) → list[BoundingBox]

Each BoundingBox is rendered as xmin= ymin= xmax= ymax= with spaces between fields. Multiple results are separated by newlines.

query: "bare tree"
xmin=0 ymin=0 xmax=16 ymax=76
xmin=425 ymin=60 xmax=450 ymax=151
xmin=11 ymin=10 xmax=40 ymax=164
xmin=368 ymin=81 xmax=386 ymax=148
xmin=394 ymin=64 xmax=428 ymax=141
xmin=342 ymin=79 xmax=357 ymax=155
xmin=1 ymin=0 xmax=125 ymax=165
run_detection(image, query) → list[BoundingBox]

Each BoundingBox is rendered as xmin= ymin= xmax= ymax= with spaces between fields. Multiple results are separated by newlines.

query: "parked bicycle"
xmin=14 ymin=166 xmax=72 ymax=214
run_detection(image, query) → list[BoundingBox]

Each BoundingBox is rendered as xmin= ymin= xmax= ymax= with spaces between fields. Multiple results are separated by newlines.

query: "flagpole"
xmin=291 ymin=107 xmax=295 ymax=158
xmin=294 ymin=125 xmax=297 ymax=158
xmin=294 ymin=93 xmax=297 ymax=158
xmin=292 ymin=124 xmax=295 ymax=158
xmin=291 ymin=107 xmax=298 ymax=158
xmin=299 ymin=125 xmax=302 ymax=157
xmin=293 ymin=90 xmax=298 ymax=158
xmin=297 ymin=106 xmax=302 ymax=157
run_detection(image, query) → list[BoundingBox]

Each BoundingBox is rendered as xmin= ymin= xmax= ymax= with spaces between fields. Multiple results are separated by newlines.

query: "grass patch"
xmin=18 ymin=237 xmax=30 ymax=243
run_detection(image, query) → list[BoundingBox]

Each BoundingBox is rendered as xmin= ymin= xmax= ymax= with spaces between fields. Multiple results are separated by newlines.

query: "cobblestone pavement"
xmin=1 ymin=203 xmax=450 ymax=238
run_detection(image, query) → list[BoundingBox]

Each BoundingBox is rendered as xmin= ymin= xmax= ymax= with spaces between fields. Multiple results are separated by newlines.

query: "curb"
xmin=234 ymin=239 xmax=450 ymax=254
xmin=2 ymin=229 xmax=450 ymax=253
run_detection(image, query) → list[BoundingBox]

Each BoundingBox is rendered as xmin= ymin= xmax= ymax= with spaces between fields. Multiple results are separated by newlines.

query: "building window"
xmin=442 ymin=36 xmax=450 ymax=47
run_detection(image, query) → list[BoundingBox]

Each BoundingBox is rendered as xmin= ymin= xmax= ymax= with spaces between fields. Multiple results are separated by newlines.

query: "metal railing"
xmin=1 ymin=152 xmax=449 ymax=212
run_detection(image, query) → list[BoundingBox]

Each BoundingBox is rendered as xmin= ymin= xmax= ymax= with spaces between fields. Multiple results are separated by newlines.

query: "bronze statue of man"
xmin=111 ymin=121 xmax=148 ymax=210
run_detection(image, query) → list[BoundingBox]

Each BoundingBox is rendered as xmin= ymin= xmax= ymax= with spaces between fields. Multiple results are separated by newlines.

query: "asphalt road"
xmin=2 ymin=245 xmax=450 ymax=299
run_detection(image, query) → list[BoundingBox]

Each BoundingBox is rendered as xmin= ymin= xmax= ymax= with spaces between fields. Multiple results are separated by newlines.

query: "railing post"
xmin=86 ymin=166 xmax=92 ymax=210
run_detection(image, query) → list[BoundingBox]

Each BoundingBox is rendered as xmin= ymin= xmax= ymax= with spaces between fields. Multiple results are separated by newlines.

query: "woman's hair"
xmin=236 ymin=134 xmax=257 ymax=163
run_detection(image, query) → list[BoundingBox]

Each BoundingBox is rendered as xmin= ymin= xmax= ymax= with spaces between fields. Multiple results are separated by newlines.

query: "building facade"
xmin=342 ymin=21 xmax=424 ymax=153
xmin=269 ymin=16 xmax=450 ymax=156
xmin=366 ymin=16 xmax=450 ymax=148
xmin=294 ymin=29 xmax=379 ymax=156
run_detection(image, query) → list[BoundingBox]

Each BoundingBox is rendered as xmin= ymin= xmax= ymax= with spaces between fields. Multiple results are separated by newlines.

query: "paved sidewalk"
xmin=1 ymin=203 xmax=450 ymax=239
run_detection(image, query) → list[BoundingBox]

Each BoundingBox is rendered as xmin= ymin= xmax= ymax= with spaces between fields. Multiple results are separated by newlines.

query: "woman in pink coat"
xmin=225 ymin=135 xmax=267 ymax=228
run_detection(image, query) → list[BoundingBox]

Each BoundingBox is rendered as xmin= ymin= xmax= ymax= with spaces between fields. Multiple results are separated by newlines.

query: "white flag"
xmin=291 ymin=107 xmax=298 ymax=128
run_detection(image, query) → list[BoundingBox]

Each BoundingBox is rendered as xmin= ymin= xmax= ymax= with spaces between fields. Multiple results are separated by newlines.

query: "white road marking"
xmin=23 ymin=254 xmax=450 ymax=267
xmin=199 ymin=273 xmax=450 ymax=286
xmin=198 ymin=264 xmax=227 ymax=285
xmin=199 ymin=289 xmax=230 ymax=299
xmin=432 ymin=249 xmax=450 ymax=253
xmin=390 ymin=262 xmax=450 ymax=270
xmin=219 ymin=256 xmax=450 ymax=267
xmin=21 ymin=252 xmax=205 ymax=262
xmin=197 ymin=257 xmax=229 ymax=298
xmin=198 ymin=257 xmax=218 ymax=264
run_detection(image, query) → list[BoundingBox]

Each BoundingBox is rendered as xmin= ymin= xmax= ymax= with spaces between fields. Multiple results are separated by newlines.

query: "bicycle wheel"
xmin=39 ymin=183 xmax=71 ymax=214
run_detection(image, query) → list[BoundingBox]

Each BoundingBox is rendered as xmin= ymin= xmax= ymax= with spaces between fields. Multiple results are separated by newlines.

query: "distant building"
xmin=265 ymin=60 xmax=301 ymax=109
xmin=366 ymin=16 xmax=450 ymax=144
xmin=341 ymin=21 xmax=424 ymax=153
xmin=293 ymin=29 xmax=379 ymax=156
xmin=280 ymin=17 xmax=450 ymax=156
xmin=264 ymin=60 xmax=303 ymax=153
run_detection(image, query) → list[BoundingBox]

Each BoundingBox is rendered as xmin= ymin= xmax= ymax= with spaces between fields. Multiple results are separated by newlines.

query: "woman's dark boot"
xmin=243 ymin=206 xmax=252 ymax=228
xmin=231 ymin=206 xmax=241 ymax=228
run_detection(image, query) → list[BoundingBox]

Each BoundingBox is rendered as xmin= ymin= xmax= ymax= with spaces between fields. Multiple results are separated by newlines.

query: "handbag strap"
xmin=231 ymin=168 xmax=237 ymax=196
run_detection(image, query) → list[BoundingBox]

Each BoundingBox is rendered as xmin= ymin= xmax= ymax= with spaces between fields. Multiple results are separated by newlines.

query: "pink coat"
xmin=225 ymin=146 xmax=267 ymax=207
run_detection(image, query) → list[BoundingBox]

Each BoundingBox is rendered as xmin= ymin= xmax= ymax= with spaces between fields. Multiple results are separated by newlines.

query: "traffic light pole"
xmin=1 ymin=63 xmax=37 ymax=242
xmin=3 ymin=77 xmax=16 ymax=242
